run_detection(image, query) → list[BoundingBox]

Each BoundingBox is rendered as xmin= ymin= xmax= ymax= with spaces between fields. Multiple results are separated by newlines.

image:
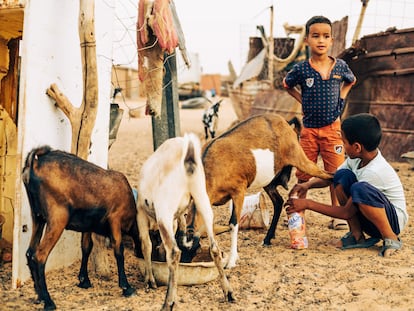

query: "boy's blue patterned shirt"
xmin=284 ymin=58 xmax=355 ymax=128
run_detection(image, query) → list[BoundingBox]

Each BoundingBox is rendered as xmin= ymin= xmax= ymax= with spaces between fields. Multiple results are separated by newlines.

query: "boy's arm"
xmin=289 ymin=177 xmax=332 ymax=198
xmin=340 ymin=80 xmax=356 ymax=99
xmin=286 ymin=197 xmax=358 ymax=220
xmin=286 ymin=86 xmax=302 ymax=104
xmin=283 ymin=76 xmax=302 ymax=104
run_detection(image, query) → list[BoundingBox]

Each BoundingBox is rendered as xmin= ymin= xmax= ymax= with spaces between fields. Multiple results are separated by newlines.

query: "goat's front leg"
xmin=78 ymin=232 xmax=93 ymax=289
xmin=127 ymin=220 xmax=143 ymax=258
xmin=227 ymin=194 xmax=245 ymax=268
xmin=109 ymin=220 xmax=136 ymax=297
xmin=204 ymin=125 xmax=209 ymax=140
xmin=113 ymin=241 xmax=135 ymax=297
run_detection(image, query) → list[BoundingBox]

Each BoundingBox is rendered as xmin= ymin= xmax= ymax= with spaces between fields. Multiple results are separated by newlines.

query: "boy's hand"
xmin=285 ymin=198 xmax=308 ymax=214
xmin=288 ymin=183 xmax=308 ymax=198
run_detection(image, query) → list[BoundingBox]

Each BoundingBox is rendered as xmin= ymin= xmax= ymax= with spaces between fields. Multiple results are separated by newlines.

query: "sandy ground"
xmin=1 ymin=98 xmax=413 ymax=311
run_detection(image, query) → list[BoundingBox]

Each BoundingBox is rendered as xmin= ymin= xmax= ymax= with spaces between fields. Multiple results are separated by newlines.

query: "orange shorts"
xmin=296 ymin=118 xmax=345 ymax=182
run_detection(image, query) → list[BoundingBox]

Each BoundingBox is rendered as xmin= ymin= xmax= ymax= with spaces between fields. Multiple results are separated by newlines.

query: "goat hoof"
xmin=122 ymin=286 xmax=136 ymax=297
xmin=161 ymin=301 xmax=174 ymax=311
xmin=146 ymin=280 xmax=157 ymax=290
xmin=227 ymin=291 xmax=236 ymax=303
xmin=43 ymin=301 xmax=57 ymax=311
xmin=77 ymin=279 xmax=92 ymax=289
xmin=262 ymin=240 xmax=272 ymax=247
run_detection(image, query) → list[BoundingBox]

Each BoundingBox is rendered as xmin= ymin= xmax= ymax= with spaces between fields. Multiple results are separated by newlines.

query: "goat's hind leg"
xmin=78 ymin=232 xmax=93 ymax=289
xmin=262 ymin=166 xmax=292 ymax=246
xmin=33 ymin=221 xmax=67 ymax=310
xmin=194 ymin=196 xmax=235 ymax=303
xmin=262 ymin=185 xmax=284 ymax=246
xmin=26 ymin=217 xmax=46 ymax=305
xmin=158 ymin=222 xmax=181 ymax=311
xmin=137 ymin=210 xmax=157 ymax=290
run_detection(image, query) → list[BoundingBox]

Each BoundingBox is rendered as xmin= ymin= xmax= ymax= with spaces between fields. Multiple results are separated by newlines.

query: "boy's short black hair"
xmin=306 ymin=16 xmax=332 ymax=36
xmin=341 ymin=113 xmax=382 ymax=152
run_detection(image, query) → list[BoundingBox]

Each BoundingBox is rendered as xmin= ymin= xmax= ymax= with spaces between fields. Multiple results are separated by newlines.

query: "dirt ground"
xmin=1 ymin=98 xmax=413 ymax=311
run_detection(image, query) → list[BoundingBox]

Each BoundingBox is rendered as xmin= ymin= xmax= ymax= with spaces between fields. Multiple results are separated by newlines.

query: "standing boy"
xmin=283 ymin=15 xmax=356 ymax=230
xmin=286 ymin=113 xmax=408 ymax=257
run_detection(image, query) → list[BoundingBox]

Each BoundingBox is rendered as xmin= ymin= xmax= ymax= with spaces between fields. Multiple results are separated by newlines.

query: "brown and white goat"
xmin=137 ymin=133 xmax=234 ymax=311
xmin=191 ymin=114 xmax=333 ymax=268
xmin=22 ymin=146 xmax=140 ymax=311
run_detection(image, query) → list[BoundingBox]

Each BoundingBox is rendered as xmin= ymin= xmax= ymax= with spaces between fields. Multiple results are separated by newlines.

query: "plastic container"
xmin=287 ymin=195 xmax=308 ymax=249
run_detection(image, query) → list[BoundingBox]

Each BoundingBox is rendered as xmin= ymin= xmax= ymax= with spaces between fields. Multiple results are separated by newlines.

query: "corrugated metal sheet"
xmin=342 ymin=27 xmax=414 ymax=162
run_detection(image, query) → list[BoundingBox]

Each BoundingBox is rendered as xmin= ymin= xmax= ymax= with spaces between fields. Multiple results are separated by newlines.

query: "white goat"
xmin=137 ymin=133 xmax=234 ymax=311
xmin=202 ymin=99 xmax=222 ymax=139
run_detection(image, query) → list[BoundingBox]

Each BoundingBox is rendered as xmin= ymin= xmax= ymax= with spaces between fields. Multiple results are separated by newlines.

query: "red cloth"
xmin=137 ymin=0 xmax=178 ymax=53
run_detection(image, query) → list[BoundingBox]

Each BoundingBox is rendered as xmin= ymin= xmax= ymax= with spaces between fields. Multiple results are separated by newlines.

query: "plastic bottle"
xmin=287 ymin=194 xmax=308 ymax=249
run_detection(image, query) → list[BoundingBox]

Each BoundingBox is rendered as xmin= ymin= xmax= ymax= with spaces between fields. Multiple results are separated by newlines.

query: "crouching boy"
xmin=286 ymin=113 xmax=408 ymax=257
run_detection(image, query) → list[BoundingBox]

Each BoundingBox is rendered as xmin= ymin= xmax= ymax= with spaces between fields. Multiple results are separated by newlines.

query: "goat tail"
xmin=183 ymin=133 xmax=201 ymax=176
xmin=22 ymin=145 xmax=52 ymax=184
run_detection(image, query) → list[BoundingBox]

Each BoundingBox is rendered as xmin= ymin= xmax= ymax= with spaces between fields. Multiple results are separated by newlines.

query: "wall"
xmin=12 ymin=0 xmax=114 ymax=288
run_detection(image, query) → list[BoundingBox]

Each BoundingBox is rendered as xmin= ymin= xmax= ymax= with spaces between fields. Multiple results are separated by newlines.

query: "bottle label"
xmin=288 ymin=212 xmax=308 ymax=249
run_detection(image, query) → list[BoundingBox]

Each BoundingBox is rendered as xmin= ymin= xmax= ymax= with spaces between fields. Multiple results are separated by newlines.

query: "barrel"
xmin=343 ymin=27 xmax=414 ymax=162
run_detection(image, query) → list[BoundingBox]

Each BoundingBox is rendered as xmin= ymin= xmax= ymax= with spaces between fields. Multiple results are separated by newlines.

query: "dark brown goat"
xmin=22 ymin=146 xmax=140 ymax=311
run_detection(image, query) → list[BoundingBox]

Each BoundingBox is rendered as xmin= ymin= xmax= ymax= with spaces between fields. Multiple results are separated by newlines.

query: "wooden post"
xmin=46 ymin=0 xmax=98 ymax=158
xmin=151 ymin=51 xmax=180 ymax=150
xmin=352 ymin=0 xmax=370 ymax=45
xmin=268 ymin=5 xmax=274 ymax=86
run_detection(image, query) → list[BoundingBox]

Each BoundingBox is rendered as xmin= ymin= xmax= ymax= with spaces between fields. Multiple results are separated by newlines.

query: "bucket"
xmin=231 ymin=192 xmax=270 ymax=230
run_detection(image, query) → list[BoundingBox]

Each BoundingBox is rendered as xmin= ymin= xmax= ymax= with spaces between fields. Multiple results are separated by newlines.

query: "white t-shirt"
xmin=338 ymin=150 xmax=408 ymax=231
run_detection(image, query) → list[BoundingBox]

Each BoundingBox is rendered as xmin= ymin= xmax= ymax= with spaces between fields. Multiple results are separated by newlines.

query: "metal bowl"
xmin=136 ymin=248 xmax=228 ymax=286
xmin=401 ymin=151 xmax=414 ymax=168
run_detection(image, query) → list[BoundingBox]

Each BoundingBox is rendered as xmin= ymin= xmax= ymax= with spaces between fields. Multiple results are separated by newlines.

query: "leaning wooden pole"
xmin=77 ymin=0 xmax=99 ymax=158
xmin=46 ymin=0 xmax=99 ymax=157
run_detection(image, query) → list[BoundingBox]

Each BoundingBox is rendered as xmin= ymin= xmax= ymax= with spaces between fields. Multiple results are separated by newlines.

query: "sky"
xmin=113 ymin=0 xmax=414 ymax=76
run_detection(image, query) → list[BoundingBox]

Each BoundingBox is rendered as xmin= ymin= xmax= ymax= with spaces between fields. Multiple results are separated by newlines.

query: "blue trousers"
xmin=333 ymin=169 xmax=400 ymax=237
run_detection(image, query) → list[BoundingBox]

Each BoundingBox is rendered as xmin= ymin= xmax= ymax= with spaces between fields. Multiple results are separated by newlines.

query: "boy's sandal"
xmin=378 ymin=238 xmax=402 ymax=257
xmin=340 ymin=232 xmax=380 ymax=250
